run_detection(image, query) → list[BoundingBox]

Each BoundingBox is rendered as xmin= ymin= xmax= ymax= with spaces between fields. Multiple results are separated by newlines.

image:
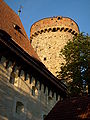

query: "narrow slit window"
xmin=9 ymin=76 xmax=14 ymax=84
xmin=32 ymin=86 xmax=35 ymax=96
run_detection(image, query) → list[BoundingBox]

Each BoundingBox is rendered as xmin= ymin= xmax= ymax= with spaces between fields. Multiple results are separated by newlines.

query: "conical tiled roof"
xmin=0 ymin=0 xmax=40 ymax=60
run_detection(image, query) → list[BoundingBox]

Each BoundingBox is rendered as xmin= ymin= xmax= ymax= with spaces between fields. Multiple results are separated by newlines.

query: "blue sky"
xmin=4 ymin=0 xmax=90 ymax=38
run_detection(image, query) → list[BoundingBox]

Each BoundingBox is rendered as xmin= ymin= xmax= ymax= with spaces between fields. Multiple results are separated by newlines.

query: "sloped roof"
xmin=45 ymin=96 xmax=90 ymax=120
xmin=0 ymin=0 xmax=40 ymax=60
xmin=0 ymin=0 xmax=67 ymax=96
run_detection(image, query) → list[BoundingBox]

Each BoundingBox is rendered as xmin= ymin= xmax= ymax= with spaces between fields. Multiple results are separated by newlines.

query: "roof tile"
xmin=45 ymin=96 xmax=90 ymax=120
xmin=0 ymin=0 xmax=40 ymax=60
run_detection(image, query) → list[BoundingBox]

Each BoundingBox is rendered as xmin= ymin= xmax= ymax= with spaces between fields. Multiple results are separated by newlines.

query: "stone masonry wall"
xmin=0 ymin=56 xmax=60 ymax=120
xmin=30 ymin=16 xmax=79 ymax=77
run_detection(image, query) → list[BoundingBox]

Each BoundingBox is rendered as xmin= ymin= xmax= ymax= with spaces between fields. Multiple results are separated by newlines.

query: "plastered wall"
xmin=0 ymin=56 xmax=60 ymax=120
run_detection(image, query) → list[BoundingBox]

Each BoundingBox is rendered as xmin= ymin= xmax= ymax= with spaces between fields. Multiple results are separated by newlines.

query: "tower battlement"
xmin=30 ymin=16 xmax=79 ymax=40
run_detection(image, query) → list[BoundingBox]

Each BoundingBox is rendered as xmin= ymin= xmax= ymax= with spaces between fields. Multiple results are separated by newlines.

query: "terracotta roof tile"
xmin=45 ymin=96 xmax=90 ymax=120
xmin=0 ymin=0 xmax=40 ymax=60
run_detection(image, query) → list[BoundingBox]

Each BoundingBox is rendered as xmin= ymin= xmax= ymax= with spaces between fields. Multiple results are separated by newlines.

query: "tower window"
xmin=58 ymin=17 xmax=60 ymax=20
xmin=44 ymin=57 xmax=46 ymax=61
xmin=57 ymin=27 xmax=60 ymax=30
xmin=52 ymin=28 xmax=56 ymax=32
xmin=16 ymin=101 xmax=24 ymax=115
xmin=68 ymin=29 xmax=72 ymax=32
xmin=45 ymin=29 xmax=47 ymax=32
xmin=41 ymin=30 xmax=43 ymax=33
xmin=48 ymin=28 xmax=51 ymax=32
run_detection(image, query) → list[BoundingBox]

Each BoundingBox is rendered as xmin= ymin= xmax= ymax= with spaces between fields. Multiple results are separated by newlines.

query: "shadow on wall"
xmin=0 ymin=68 xmax=44 ymax=120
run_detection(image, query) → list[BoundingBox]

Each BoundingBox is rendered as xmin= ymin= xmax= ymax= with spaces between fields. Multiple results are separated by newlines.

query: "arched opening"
xmin=9 ymin=67 xmax=19 ymax=87
xmin=41 ymin=30 xmax=43 ymax=33
xmin=60 ymin=27 xmax=64 ymax=31
xmin=64 ymin=28 xmax=68 ymax=32
xmin=32 ymin=86 xmax=38 ymax=96
xmin=68 ymin=29 xmax=72 ymax=32
xmin=52 ymin=28 xmax=57 ymax=32
xmin=57 ymin=27 xmax=60 ymax=31
xmin=48 ymin=28 xmax=52 ymax=32
xmin=16 ymin=101 xmax=24 ymax=115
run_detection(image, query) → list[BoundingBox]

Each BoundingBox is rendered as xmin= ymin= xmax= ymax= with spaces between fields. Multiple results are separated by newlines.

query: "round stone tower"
xmin=30 ymin=16 xmax=79 ymax=77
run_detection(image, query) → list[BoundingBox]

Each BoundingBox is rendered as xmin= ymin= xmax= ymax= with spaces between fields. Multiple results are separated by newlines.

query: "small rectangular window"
xmin=16 ymin=101 xmax=24 ymax=115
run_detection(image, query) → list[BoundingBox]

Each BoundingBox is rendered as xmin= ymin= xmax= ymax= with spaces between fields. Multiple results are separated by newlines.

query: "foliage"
xmin=57 ymin=33 xmax=90 ymax=97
